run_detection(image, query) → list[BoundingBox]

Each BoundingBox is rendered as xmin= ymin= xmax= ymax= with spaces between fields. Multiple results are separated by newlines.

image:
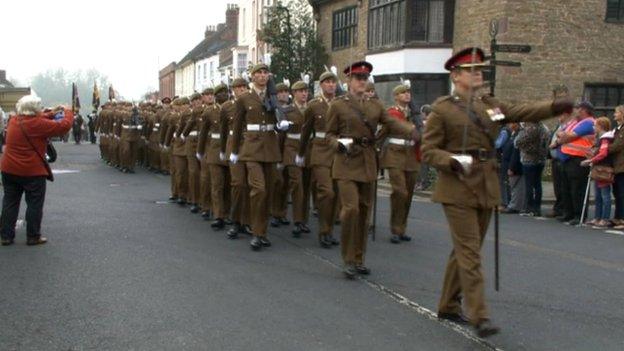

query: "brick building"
xmin=310 ymin=0 xmax=624 ymax=115
xmin=158 ymin=63 xmax=176 ymax=100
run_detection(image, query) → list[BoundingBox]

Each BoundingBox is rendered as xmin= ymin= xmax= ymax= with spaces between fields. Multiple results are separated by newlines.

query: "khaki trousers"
xmin=271 ymin=167 xmax=287 ymax=218
xmin=438 ymin=204 xmax=491 ymax=325
xmin=229 ymin=162 xmax=250 ymax=225
xmin=187 ymin=156 xmax=201 ymax=205
xmin=120 ymin=140 xmax=138 ymax=170
xmin=200 ymin=158 xmax=212 ymax=212
xmin=161 ymin=147 xmax=171 ymax=173
xmin=312 ymin=166 xmax=336 ymax=237
xmin=209 ymin=164 xmax=231 ymax=219
xmin=388 ymin=168 xmax=418 ymax=235
xmin=337 ymin=180 xmax=373 ymax=265
xmin=246 ymin=162 xmax=274 ymax=237
xmin=173 ymin=155 xmax=188 ymax=200
xmin=285 ymin=166 xmax=304 ymax=223
xmin=302 ymin=167 xmax=312 ymax=224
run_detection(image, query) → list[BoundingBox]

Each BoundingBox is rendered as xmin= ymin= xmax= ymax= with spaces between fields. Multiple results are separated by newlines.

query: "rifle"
xmin=266 ymin=74 xmax=289 ymax=123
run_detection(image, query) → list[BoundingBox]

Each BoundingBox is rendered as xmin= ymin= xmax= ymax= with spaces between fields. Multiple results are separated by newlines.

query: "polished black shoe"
xmin=329 ymin=235 xmax=339 ymax=246
xmin=1 ymin=238 xmax=14 ymax=246
xmin=201 ymin=211 xmax=212 ymax=220
xmin=177 ymin=198 xmax=187 ymax=206
xmin=259 ymin=237 xmax=271 ymax=247
xmin=390 ymin=235 xmax=401 ymax=244
xmin=26 ymin=236 xmax=48 ymax=246
xmin=278 ymin=217 xmax=291 ymax=226
xmin=500 ymin=208 xmax=519 ymax=214
xmin=437 ymin=312 xmax=470 ymax=325
xmin=400 ymin=235 xmax=412 ymax=242
xmin=242 ymin=225 xmax=253 ymax=236
xmin=343 ymin=265 xmax=357 ymax=279
xmin=168 ymin=196 xmax=178 ymax=203
xmin=566 ymin=218 xmax=581 ymax=226
xmin=319 ymin=236 xmax=332 ymax=249
xmin=127 ymin=169 xmax=135 ymax=174
xmin=474 ymin=319 xmax=500 ymax=338
xmin=292 ymin=223 xmax=303 ymax=238
xmin=211 ymin=218 xmax=225 ymax=230
xmin=190 ymin=205 xmax=200 ymax=214
xmin=270 ymin=217 xmax=281 ymax=227
xmin=227 ymin=224 xmax=240 ymax=239
xmin=224 ymin=218 xmax=233 ymax=226
xmin=355 ymin=265 xmax=371 ymax=275
xmin=312 ymin=209 xmax=319 ymax=217
xmin=300 ymin=223 xmax=311 ymax=233
xmin=250 ymin=236 xmax=262 ymax=251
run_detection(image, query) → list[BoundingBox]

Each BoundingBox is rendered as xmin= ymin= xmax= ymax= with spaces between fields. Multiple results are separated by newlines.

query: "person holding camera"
xmin=0 ymin=95 xmax=74 ymax=246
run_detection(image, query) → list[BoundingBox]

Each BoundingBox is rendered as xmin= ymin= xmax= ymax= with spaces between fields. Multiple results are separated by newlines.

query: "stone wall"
xmin=454 ymin=0 xmax=624 ymax=104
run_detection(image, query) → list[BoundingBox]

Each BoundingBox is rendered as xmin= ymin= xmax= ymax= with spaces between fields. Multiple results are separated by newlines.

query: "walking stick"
xmin=579 ymin=169 xmax=592 ymax=227
xmin=371 ymin=175 xmax=378 ymax=241
xmin=494 ymin=207 xmax=500 ymax=291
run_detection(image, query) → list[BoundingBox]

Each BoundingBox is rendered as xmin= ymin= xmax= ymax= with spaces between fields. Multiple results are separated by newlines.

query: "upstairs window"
xmin=606 ymin=0 xmax=624 ymax=22
xmin=332 ymin=6 xmax=358 ymax=51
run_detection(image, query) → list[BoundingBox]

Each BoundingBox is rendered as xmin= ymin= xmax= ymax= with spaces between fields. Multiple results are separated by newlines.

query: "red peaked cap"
xmin=444 ymin=47 xmax=487 ymax=71
xmin=344 ymin=61 xmax=373 ymax=76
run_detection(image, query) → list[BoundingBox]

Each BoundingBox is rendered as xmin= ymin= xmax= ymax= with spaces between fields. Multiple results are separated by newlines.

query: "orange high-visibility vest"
xmin=561 ymin=117 xmax=595 ymax=158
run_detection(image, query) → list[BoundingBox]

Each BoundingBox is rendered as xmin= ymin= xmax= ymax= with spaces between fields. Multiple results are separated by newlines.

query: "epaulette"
xmin=432 ymin=95 xmax=453 ymax=106
xmin=309 ymin=97 xmax=321 ymax=104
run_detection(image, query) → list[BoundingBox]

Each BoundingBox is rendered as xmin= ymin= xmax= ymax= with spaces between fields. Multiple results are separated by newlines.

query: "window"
xmin=203 ymin=64 xmax=207 ymax=79
xmin=584 ymin=84 xmax=624 ymax=117
xmin=606 ymin=0 xmax=624 ymax=22
xmin=237 ymin=53 xmax=248 ymax=75
xmin=210 ymin=62 xmax=214 ymax=80
xmin=332 ymin=6 xmax=358 ymax=51
xmin=373 ymin=74 xmax=449 ymax=108
xmin=368 ymin=0 xmax=406 ymax=49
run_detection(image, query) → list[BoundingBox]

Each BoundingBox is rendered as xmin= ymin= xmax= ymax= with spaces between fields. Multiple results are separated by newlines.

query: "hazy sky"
xmin=0 ymin=0 xmax=234 ymax=99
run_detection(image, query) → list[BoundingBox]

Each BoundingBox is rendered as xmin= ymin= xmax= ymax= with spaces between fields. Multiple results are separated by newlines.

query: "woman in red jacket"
xmin=0 ymin=95 xmax=73 ymax=246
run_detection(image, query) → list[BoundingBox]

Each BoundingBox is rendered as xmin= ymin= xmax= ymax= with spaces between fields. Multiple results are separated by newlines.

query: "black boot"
xmin=270 ymin=217 xmax=281 ymax=227
xmin=190 ymin=205 xmax=200 ymax=213
xmin=168 ymin=196 xmax=178 ymax=203
xmin=211 ymin=218 xmax=225 ymax=230
xmin=201 ymin=211 xmax=212 ymax=220
xmin=474 ymin=319 xmax=500 ymax=338
xmin=278 ymin=217 xmax=291 ymax=226
xmin=292 ymin=222 xmax=303 ymax=238
xmin=177 ymin=198 xmax=187 ymax=206
xmin=343 ymin=264 xmax=357 ymax=279
xmin=319 ymin=236 xmax=332 ymax=249
xmin=227 ymin=223 xmax=241 ymax=239
xmin=390 ymin=235 xmax=401 ymax=244
xmin=250 ymin=236 xmax=262 ymax=251
xmin=300 ymin=223 xmax=311 ymax=233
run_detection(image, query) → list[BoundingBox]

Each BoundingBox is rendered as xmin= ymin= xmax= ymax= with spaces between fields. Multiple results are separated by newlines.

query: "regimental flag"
xmin=92 ymin=82 xmax=100 ymax=110
xmin=108 ymin=85 xmax=115 ymax=101
xmin=72 ymin=82 xmax=81 ymax=112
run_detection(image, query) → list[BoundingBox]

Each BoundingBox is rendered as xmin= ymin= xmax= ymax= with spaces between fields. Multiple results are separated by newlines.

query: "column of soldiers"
xmin=93 ymin=50 xmax=574 ymax=338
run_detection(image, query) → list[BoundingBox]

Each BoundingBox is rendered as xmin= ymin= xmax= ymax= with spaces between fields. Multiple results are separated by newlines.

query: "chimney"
xmin=223 ymin=3 xmax=239 ymax=41
xmin=205 ymin=25 xmax=217 ymax=39
xmin=0 ymin=70 xmax=6 ymax=82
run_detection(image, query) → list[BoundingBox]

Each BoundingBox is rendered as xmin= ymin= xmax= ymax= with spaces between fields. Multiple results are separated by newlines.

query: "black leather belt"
xmin=464 ymin=149 xmax=496 ymax=161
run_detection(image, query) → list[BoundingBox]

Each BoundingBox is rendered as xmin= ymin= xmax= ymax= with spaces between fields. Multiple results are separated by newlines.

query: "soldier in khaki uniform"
xmin=421 ymin=47 xmax=572 ymax=337
xmin=378 ymin=84 xmax=421 ymax=243
xmin=198 ymin=88 xmax=215 ymax=219
xmin=119 ymin=104 xmax=142 ymax=173
xmin=164 ymin=98 xmax=190 ymax=205
xmin=95 ymin=104 xmax=110 ymax=162
xmin=299 ymin=71 xmax=340 ymax=248
xmin=230 ymin=64 xmax=291 ymax=250
xmin=146 ymin=102 xmax=163 ymax=172
xmin=270 ymin=83 xmax=291 ymax=228
xmin=222 ymin=78 xmax=252 ymax=239
xmin=159 ymin=97 xmax=173 ymax=176
xmin=181 ymin=93 xmax=204 ymax=213
xmin=325 ymin=61 xmax=417 ymax=278
xmin=281 ymin=81 xmax=309 ymax=237
xmin=198 ymin=84 xmax=231 ymax=229
xmin=110 ymin=104 xmax=123 ymax=170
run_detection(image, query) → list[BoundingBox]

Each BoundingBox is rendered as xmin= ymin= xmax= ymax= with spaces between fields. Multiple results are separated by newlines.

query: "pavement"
xmin=1 ymin=143 xmax=623 ymax=351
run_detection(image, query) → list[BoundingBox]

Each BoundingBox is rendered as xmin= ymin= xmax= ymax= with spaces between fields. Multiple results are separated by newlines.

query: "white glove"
xmin=179 ymin=135 xmax=186 ymax=142
xmin=219 ymin=152 xmax=226 ymax=161
xmin=163 ymin=145 xmax=169 ymax=151
xmin=229 ymin=153 xmax=239 ymax=164
xmin=295 ymin=155 xmax=305 ymax=167
xmin=277 ymin=120 xmax=292 ymax=131
xmin=196 ymin=153 xmax=203 ymax=161
xmin=276 ymin=163 xmax=284 ymax=170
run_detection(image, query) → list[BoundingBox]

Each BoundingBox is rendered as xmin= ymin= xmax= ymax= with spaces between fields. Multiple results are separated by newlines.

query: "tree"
xmin=259 ymin=0 xmax=329 ymax=84
xmin=30 ymin=68 xmax=111 ymax=109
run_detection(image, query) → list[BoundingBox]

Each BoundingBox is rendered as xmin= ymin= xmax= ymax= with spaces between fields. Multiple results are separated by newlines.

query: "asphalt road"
xmin=1 ymin=143 xmax=623 ymax=351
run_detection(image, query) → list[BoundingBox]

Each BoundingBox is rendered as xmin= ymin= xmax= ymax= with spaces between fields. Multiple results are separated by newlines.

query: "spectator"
xmin=0 ymin=95 xmax=74 ymax=246
xmin=582 ymin=117 xmax=614 ymax=228
xmin=548 ymin=113 xmax=572 ymax=218
xmin=501 ymin=123 xmax=526 ymax=214
xmin=515 ymin=122 xmax=550 ymax=217
xmin=496 ymin=125 xmax=512 ymax=209
xmin=556 ymin=101 xmax=596 ymax=225
xmin=608 ymin=105 xmax=624 ymax=229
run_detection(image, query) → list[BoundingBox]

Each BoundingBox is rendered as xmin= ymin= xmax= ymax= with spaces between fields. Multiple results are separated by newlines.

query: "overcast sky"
xmin=0 ymin=0 xmax=234 ymax=99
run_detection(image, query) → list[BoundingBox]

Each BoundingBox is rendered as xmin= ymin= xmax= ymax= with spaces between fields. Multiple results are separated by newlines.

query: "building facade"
xmin=0 ymin=70 xmax=30 ymax=113
xmin=158 ymin=63 xmax=176 ymax=100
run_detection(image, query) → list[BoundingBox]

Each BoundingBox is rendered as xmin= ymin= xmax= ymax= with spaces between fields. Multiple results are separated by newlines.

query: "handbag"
xmin=17 ymin=118 xmax=54 ymax=182
xmin=590 ymin=165 xmax=614 ymax=183
xmin=46 ymin=142 xmax=57 ymax=163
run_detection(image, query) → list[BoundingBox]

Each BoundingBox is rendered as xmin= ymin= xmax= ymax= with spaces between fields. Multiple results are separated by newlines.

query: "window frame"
xmin=332 ymin=6 xmax=358 ymax=51
xmin=583 ymin=83 xmax=624 ymax=116
xmin=606 ymin=0 xmax=624 ymax=23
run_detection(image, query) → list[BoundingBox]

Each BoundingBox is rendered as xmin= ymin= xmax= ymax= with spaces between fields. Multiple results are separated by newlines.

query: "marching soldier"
xmin=222 ymin=78 xmax=252 ymax=239
xmin=230 ymin=63 xmax=291 ymax=250
xmin=198 ymin=87 xmax=215 ymax=219
xmin=298 ymin=71 xmax=341 ymax=248
xmin=164 ymin=98 xmax=190 ymax=205
xmin=421 ymin=47 xmax=573 ymax=337
xmin=325 ymin=61 xmax=418 ymax=278
xmin=120 ymin=103 xmax=142 ymax=173
xmin=159 ymin=97 xmax=173 ymax=176
xmin=109 ymin=103 xmax=122 ymax=169
xmin=378 ymin=84 xmax=421 ymax=244
xmin=181 ymin=93 xmax=204 ymax=213
xmin=95 ymin=103 xmax=109 ymax=161
xmin=283 ymin=81 xmax=309 ymax=237
xmin=270 ymin=82 xmax=291 ymax=228
xmin=198 ymin=84 xmax=231 ymax=229
xmin=146 ymin=102 xmax=163 ymax=172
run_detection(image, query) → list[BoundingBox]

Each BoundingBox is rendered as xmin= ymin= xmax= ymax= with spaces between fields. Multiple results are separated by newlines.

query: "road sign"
xmin=491 ymin=60 xmax=522 ymax=67
xmin=493 ymin=44 xmax=532 ymax=53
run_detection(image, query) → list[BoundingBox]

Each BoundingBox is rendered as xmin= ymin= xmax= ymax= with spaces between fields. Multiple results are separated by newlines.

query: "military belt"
xmin=229 ymin=130 xmax=234 ymax=135
xmin=464 ymin=149 xmax=496 ymax=161
xmin=247 ymin=124 xmax=275 ymax=132
xmin=122 ymin=125 xmax=138 ymax=129
xmin=154 ymin=123 xmax=160 ymax=127
xmin=188 ymin=131 xmax=198 ymax=137
xmin=315 ymin=132 xmax=326 ymax=139
xmin=210 ymin=133 xmax=220 ymax=139
xmin=388 ymin=138 xmax=415 ymax=147
xmin=287 ymin=133 xmax=301 ymax=140
xmin=152 ymin=127 xmax=159 ymax=132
